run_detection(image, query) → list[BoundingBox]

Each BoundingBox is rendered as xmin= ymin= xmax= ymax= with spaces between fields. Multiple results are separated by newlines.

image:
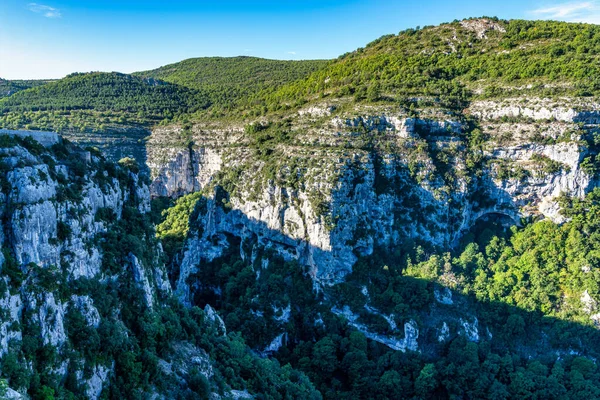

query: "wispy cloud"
xmin=27 ymin=3 xmax=62 ymax=18
xmin=287 ymin=51 xmax=297 ymax=55
xmin=530 ymin=1 xmax=600 ymax=23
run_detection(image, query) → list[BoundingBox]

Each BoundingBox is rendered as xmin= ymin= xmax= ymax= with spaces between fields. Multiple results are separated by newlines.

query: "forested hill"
xmin=0 ymin=72 xmax=204 ymax=117
xmin=133 ymin=56 xmax=328 ymax=109
xmin=0 ymin=78 xmax=52 ymax=98
xmin=7 ymin=18 xmax=600 ymax=132
xmin=250 ymin=17 xmax=600 ymax=116
xmin=0 ymin=57 xmax=329 ymax=133
xmin=0 ymin=72 xmax=205 ymax=132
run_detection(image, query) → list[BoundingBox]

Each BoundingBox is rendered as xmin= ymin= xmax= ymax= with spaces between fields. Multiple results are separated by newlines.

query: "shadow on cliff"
xmin=339 ymin=272 xmax=600 ymax=361
xmin=167 ymin=184 xmax=600 ymax=362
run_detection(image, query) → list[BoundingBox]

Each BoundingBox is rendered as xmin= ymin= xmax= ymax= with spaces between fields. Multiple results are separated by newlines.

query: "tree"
xmin=415 ymin=363 xmax=438 ymax=398
xmin=367 ymin=82 xmax=381 ymax=102
xmin=312 ymin=337 xmax=338 ymax=375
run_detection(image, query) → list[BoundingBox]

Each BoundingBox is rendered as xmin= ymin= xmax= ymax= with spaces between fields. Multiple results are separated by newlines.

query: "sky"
xmin=1 ymin=0 xmax=599 ymax=79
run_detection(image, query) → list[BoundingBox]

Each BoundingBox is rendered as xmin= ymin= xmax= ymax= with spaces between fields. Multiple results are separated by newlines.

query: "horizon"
xmin=2 ymin=0 xmax=600 ymax=80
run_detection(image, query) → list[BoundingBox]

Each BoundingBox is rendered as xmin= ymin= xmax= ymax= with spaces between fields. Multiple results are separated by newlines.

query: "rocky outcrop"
xmin=0 ymin=136 xmax=169 ymax=398
xmin=331 ymin=306 xmax=419 ymax=352
xmin=160 ymin=100 xmax=597 ymax=296
xmin=146 ymin=125 xmax=240 ymax=198
xmin=0 ymin=129 xmax=60 ymax=147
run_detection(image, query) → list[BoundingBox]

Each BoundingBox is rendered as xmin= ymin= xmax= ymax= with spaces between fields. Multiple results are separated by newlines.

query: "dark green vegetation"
xmin=0 ymin=72 xmax=205 ymax=133
xmin=7 ymin=18 xmax=600 ymax=132
xmin=253 ymin=18 xmax=600 ymax=115
xmin=134 ymin=56 xmax=328 ymax=110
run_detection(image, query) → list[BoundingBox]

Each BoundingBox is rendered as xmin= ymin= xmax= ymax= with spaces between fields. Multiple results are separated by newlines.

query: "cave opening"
xmin=458 ymin=212 xmax=518 ymax=252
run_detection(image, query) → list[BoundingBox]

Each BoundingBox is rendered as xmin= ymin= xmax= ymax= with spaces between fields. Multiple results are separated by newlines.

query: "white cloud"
xmin=532 ymin=2 xmax=595 ymax=18
xmin=287 ymin=51 xmax=297 ymax=55
xmin=529 ymin=1 xmax=600 ymax=23
xmin=27 ymin=3 xmax=62 ymax=18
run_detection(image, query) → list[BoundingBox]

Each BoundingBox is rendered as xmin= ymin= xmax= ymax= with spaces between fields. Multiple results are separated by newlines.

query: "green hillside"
xmin=255 ymin=18 xmax=600 ymax=114
xmin=134 ymin=56 xmax=328 ymax=109
xmin=0 ymin=57 xmax=328 ymax=132
xmin=5 ymin=19 xmax=600 ymax=129
xmin=0 ymin=72 xmax=205 ymax=132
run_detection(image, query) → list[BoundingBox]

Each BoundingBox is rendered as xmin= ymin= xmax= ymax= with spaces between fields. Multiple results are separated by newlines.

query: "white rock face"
xmin=32 ymin=291 xmax=67 ymax=347
xmin=86 ymin=364 xmax=111 ymax=400
xmin=460 ymin=318 xmax=480 ymax=342
xmin=0 ymin=129 xmax=60 ymax=147
xmin=4 ymin=387 xmax=24 ymax=399
xmin=130 ymin=253 xmax=154 ymax=308
xmin=262 ymin=333 xmax=287 ymax=355
xmin=204 ymin=304 xmax=226 ymax=335
xmin=229 ymin=390 xmax=254 ymax=399
xmin=460 ymin=18 xmax=506 ymax=39
xmin=155 ymin=100 xmax=598 ymax=292
xmin=438 ymin=322 xmax=450 ymax=342
xmin=149 ymin=147 xmax=223 ymax=198
xmin=70 ymin=295 xmax=101 ymax=328
xmin=0 ymin=289 xmax=22 ymax=356
xmin=488 ymin=141 xmax=590 ymax=222
xmin=434 ymin=287 xmax=453 ymax=305
xmin=298 ymin=105 xmax=334 ymax=118
xmin=273 ymin=304 xmax=291 ymax=323
xmin=469 ymin=98 xmax=600 ymax=122
xmin=331 ymin=306 xmax=418 ymax=352
xmin=0 ymin=140 xmax=170 ymax=394
xmin=581 ymin=290 xmax=598 ymax=314
xmin=147 ymin=125 xmax=233 ymax=198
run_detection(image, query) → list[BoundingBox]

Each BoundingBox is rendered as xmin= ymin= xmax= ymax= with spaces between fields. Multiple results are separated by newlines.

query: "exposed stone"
xmin=434 ymin=287 xmax=453 ymax=305
xmin=86 ymin=364 xmax=111 ymax=400
xmin=204 ymin=304 xmax=226 ymax=335
xmin=0 ymin=138 xmax=169 ymax=394
xmin=460 ymin=317 xmax=480 ymax=342
xmin=262 ymin=333 xmax=287 ymax=355
xmin=438 ymin=322 xmax=450 ymax=342
xmin=130 ymin=253 xmax=154 ymax=308
xmin=581 ymin=290 xmax=597 ymax=314
xmin=0 ymin=129 xmax=60 ymax=147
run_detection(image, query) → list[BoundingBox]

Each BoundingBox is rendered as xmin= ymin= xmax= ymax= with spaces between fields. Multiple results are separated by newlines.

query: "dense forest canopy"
xmin=152 ymin=186 xmax=600 ymax=399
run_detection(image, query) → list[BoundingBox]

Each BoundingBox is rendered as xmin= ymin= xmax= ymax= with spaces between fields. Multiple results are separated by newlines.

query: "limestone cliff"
xmin=147 ymin=97 xmax=600 ymax=354
xmin=0 ymin=134 xmax=170 ymax=398
xmin=148 ymin=98 xmax=598 ymax=288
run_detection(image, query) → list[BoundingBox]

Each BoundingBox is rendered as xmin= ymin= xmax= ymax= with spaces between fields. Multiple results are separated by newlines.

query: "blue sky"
xmin=0 ymin=0 xmax=597 ymax=79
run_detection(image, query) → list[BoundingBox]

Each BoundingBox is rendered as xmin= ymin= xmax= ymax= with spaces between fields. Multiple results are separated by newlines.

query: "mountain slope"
xmin=134 ymin=56 xmax=328 ymax=109
xmin=248 ymin=18 xmax=600 ymax=116
xmin=144 ymin=17 xmax=600 ymax=399
xmin=5 ymin=17 xmax=600 ymax=399
xmin=0 ymin=57 xmax=328 ymax=134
